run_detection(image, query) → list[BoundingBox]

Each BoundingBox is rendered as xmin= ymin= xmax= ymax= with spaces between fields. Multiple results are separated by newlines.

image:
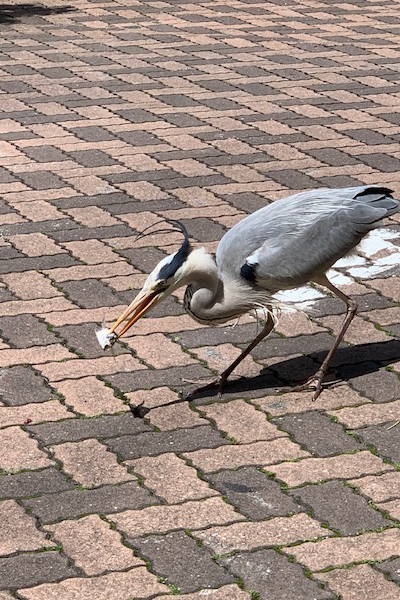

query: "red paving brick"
xmin=0 ymin=0 xmax=399 ymax=597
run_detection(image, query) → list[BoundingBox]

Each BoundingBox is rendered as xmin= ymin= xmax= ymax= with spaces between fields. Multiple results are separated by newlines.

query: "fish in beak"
xmin=96 ymin=286 xmax=165 ymax=349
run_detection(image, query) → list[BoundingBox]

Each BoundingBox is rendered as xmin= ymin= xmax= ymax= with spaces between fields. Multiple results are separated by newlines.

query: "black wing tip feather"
xmin=355 ymin=186 xmax=394 ymax=198
xmin=241 ymin=262 xmax=257 ymax=282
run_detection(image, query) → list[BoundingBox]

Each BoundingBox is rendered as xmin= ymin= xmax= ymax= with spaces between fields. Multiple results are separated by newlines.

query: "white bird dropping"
xmin=95 ymin=327 xmax=117 ymax=350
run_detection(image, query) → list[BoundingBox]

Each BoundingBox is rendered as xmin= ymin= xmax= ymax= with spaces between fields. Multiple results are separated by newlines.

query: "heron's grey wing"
xmin=240 ymin=187 xmax=399 ymax=290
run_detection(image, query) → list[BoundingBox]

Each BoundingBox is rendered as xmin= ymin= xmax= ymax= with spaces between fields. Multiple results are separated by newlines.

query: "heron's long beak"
xmin=109 ymin=289 xmax=162 ymax=339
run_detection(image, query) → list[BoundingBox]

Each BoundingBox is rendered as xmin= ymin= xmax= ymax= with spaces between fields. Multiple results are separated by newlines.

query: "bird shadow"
xmin=188 ymin=339 xmax=400 ymax=402
xmin=0 ymin=3 xmax=74 ymax=24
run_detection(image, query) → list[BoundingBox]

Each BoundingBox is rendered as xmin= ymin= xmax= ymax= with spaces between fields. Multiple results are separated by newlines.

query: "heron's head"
xmin=108 ymin=220 xmax=212 ymax=340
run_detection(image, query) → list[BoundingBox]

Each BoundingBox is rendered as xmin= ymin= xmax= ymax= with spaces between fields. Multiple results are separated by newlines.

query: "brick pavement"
xmin=0 ymin=0 xmax=400 ymax=598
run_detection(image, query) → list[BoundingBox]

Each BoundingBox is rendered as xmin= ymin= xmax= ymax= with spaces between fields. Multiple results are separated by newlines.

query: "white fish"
xmin=95 ymin=327 xmax=117 ymax=350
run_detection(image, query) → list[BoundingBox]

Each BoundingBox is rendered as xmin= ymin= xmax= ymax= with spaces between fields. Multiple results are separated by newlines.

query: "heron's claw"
xmin=288 ymin=372 xmax=325 ymax=401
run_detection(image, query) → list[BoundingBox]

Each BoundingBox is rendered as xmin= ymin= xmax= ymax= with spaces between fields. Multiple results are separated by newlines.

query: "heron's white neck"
xmin=182 ymin=248 xmax=256 ymax=325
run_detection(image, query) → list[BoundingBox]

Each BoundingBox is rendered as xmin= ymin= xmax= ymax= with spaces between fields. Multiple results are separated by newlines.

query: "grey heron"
xmin=101 ymin=186 xmax=399 ymax=408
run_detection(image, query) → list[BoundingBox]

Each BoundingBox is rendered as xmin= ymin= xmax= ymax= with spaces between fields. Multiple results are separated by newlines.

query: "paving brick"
xmin=111 ymin=496 xmax=243 ymax=538
xmin=273 ymin=411 xmax=362 ymax=456
xmin=319 ymin=314 xmax=390 ymax=345
xmin=38 ymin=354 xmax=145 ymax=382
xmin=107 ymin=425 xmax=229 ymax=461
xmin=18 ymin=568 xmax=167 ymax=600
xmin=51 ymin=439 xmax=133 ymax=488
xmin=258 ymin=385 xmax=367 ymax=417
xmin=269 ymin=451 xmax=392 ymax=487
xmin=127 ymin=332 xmax=195 ymax=368
xmin=0 ymin=297 xmax=75 ymax=318
xmin=201 ymin=399 xmax=286 ymax=443
xmin=222 ymin=549 xmax=333 ymax=600
xmin=0 ymin=315 xmax=58 ymax=348
xmin=328 ymin=399 xmax=400 ymax=428
xmin=63 ymin=240 xmax=120 ymax=264
xmin=346 ymin=369 xmax=400 ymax=403
xmin=24 ymin=480 xmax=157 ymax=524
xmin=376 ymin=498 xmax=400 ymax=520
xmin=58 ymin=279 xmax=121 ymax=309
xmin=27 ymin=411 xmax=150 ymax=446
xmin=153 ymin=586 xmax=251 ymax=600
xmin=289 ymin=480 xmax=389 ymax=535
xmin=0 ymin=427 xmax=51 ymax=473
xmin=193 ymin=344 xmax=260 ymax=379
xmin=355 ymin=424 xmax=400 ymax=462
xmin=376 ymin=557 xmax=400 ymax=584
xmin=0 ymin=500 xmax=48 ymax=556
xmin=11 ymin=200 xmax=67 ymax=222
xmin=54 ymin=322 xmax=127 ymax=359
xmin=65 ymin=206 xmax=119 ymax=227
xmin=0 ymin=468 xmax=74 ymax=500
xmin=129 ymin=453 xmax=215 ymax=503
xmin=0 ymin=342 xmax=75 ymax=367
xmin=1 ymin=271 xmax=61 ymax=299
xmin=132 ymin=531 xmax=233 ymax=593
xmin=0 ymin=400 xmax=72 ymax=428
xmin=207 ymin=467 xmax=302 ymax=520
xmin=285 ymin=528 xmax=400 ymax=571
xmin=46 ymin=515 xmax=141 ymax=575
xmin=0 ymin=366 xmax=54 ymax=406
xmin=316 ymin=564 xmax=400 ymax=600
xmin=8 ymin=233 xmax=65 ymax=257
xmin=126 ymin=387 xmax=207 ymax=430
xmin=184 ymin=438 xmax=308 ymax=473
xmin=53 ymin=377 xmax=127 ymax=416
xmin=0 ymin=552 xmax=77 ymax=591
xmin=348 ymin=471 xmax=400 ymax=502
xmin=196 ymin=512 xmax=328 ymax=553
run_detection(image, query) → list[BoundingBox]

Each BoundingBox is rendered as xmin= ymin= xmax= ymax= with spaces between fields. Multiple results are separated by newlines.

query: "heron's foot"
xmin=180 ymin=374 xmax=229 ymax=401
xmin=287 ymin=372 xmax=326 ymax=401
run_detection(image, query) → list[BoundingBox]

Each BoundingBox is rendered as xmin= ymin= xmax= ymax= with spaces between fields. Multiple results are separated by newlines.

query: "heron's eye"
xmin=155 ymin=280 xmax=168 ymax=292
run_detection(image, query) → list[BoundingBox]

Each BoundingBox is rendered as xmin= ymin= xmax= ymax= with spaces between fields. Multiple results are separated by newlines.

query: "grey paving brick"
xmin=23 ymin=481 xmax=158 ymax=523
xmin=207 ymin=467 xmax=302 ymax=520
xmin=289 ymin=481 xmax=390 ymax=535
xmin=222 ymin=549 xmax=334 ymax=600
xmin=0 ymin=315 xmax=58 ymax=348
xmin=0 ymin=366 xmax=54 ymax=406
xmin=24 ymin=146 xmax=69 ymax=163
xmin=67 ymin=149 xmax=117 ymax=167
xmin=132 ymin=531 xmax=233 ymax=593
xmin=54 ymin=322 xmax=128 ymax=359
xmin=16 ymin=171 xmax=66 ymax=190
xmin=107 ymin=425 xmax=229 ymax=460
xmin=0 ymin=552 xmax=77 ymax=590
xmin=355 ymin=425 xmax=400 ymax=462
xmin=27 ymin=412 xmax=151 ymax=446
xmin=105 ymin=363 xmax=211 ymax=392
xmin=345 ymin=369 xmax=400 ymax=402
xmin=58 ymin=279 xmax=121 ymax=309
xmin=0 ymin=467 xmax=74 ymax=499
xmin=273 ymin=411 xmax=362 ymax=457
xmin=376 ymin=557 xmax=400 ymax=584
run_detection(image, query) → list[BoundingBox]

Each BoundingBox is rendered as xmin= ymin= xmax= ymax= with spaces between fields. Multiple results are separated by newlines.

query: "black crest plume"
xmin=134 ymin=218 xmax=191 ymax=280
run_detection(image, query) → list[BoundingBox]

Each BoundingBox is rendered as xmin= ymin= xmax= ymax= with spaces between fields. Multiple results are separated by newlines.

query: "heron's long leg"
xmin=184 ymin=310 xmax=275 ymax=400
xmin=291 ymin=275 xmax=357 ymax=400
